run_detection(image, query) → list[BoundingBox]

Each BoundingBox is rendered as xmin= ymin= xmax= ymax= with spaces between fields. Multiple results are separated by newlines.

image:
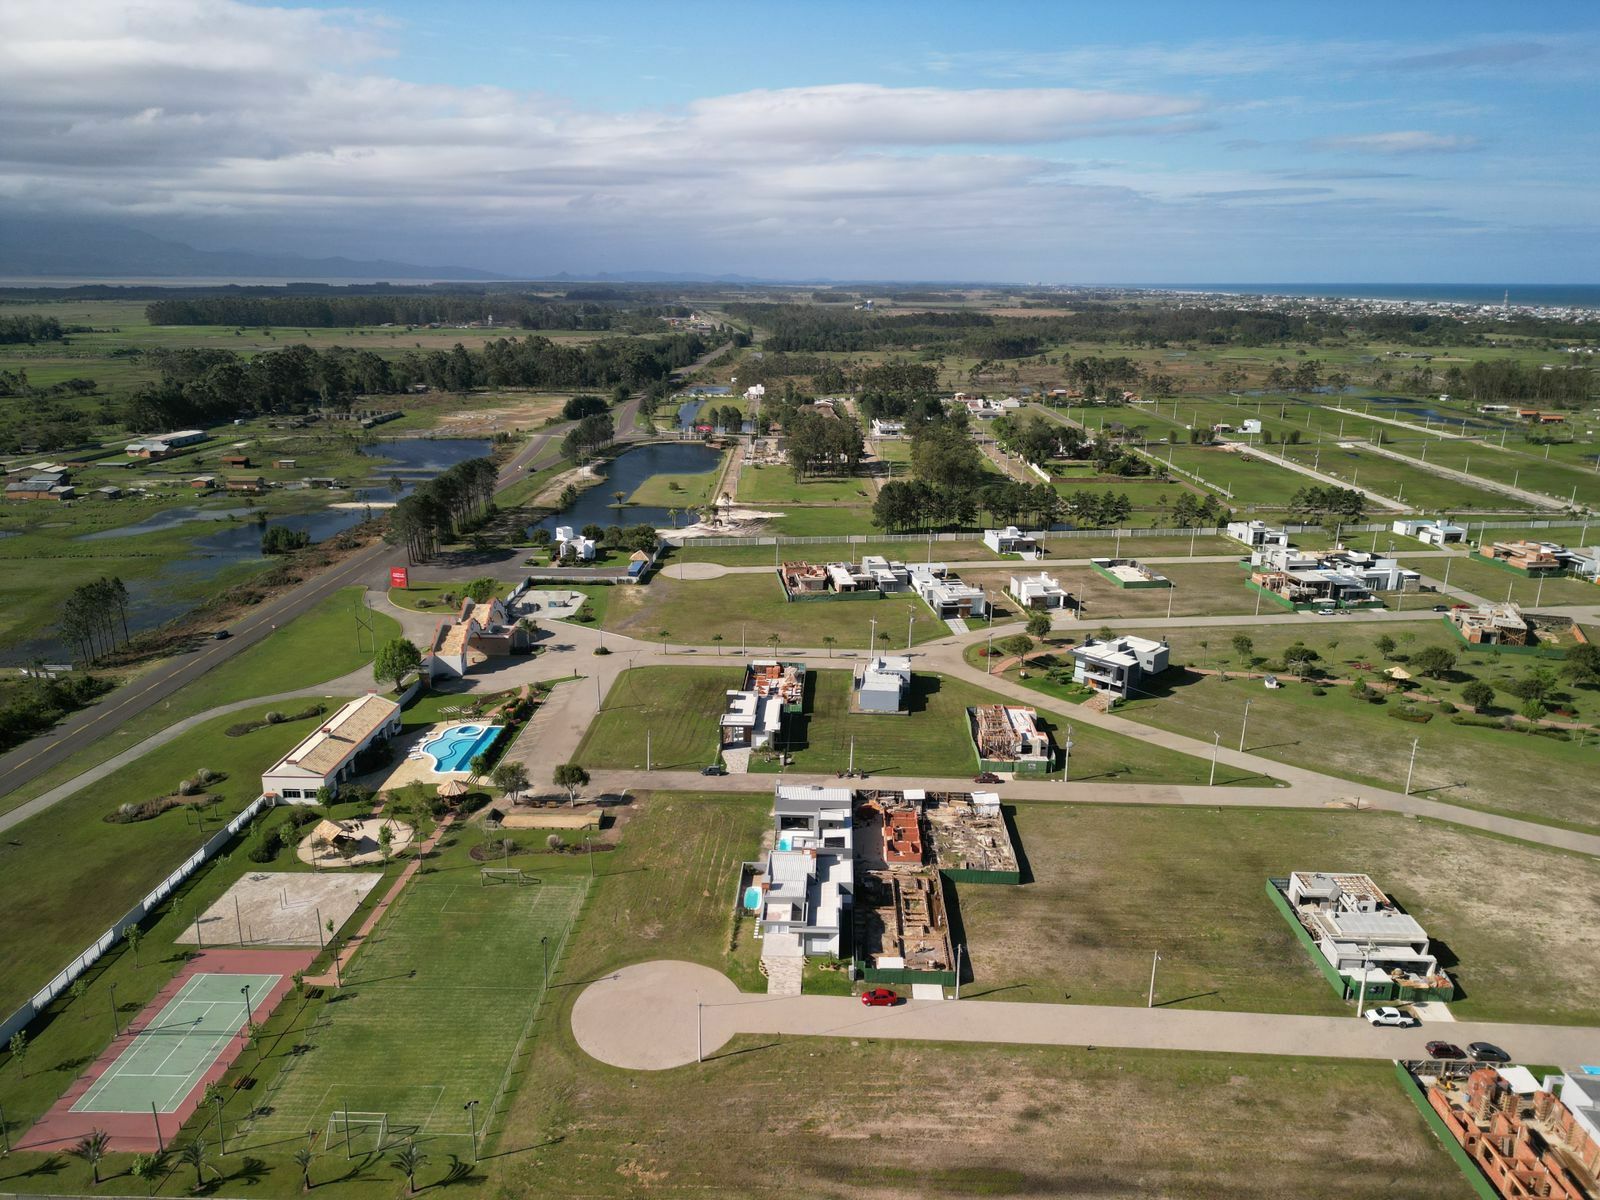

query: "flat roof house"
xmin=870 ymin=417 xmax=906 ymax=439
xmin=1009 ymin=571 xmax=1072 ymax=610
xmin=1481 ymin=539 xmax=1562 ymax=573
xmin=911 ymin=564 xmax=989 ymax=619
xmin=752 ymin=785 xmax=855 ymax=958
xmin=1450 ymin=602 xmax=1533 ymax=646
xmin=1392 ymin=518 xmax=1466 ymax=545
xmin=983 ymin=526 xmax=1038 ymax=555
xmin=1226 ymin=519 xmax=1289 ymax=549
xmin=1286 ymin=871 xmax=1452 ymax=1000
xmin=1071 ymin=634 xmax=1169 ymax=698
xmin=854 ymin=654 xmax=911 ymax=713
xmin=261 ymin=694 xmax=402 ymax=801
xmin=721 ymin=689 xmax=783 ymax=750
xmin=554 ymin=525 xmax=596 ymax=561
xmin=125 ymin=429 xmax=207 ymax=459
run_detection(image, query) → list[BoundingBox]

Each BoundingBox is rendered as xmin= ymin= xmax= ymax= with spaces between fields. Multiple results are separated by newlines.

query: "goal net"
xmin=324 ymin=1110 xmax=389 ymax=1157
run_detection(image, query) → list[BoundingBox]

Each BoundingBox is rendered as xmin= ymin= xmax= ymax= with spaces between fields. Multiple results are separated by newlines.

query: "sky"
xmin=1 ymin=0 xmax=1597 ymax=282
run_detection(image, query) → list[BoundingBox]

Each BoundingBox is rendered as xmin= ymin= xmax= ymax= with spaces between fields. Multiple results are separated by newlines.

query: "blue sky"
xmin=1 ymin=0 xmax=1596 ymax=280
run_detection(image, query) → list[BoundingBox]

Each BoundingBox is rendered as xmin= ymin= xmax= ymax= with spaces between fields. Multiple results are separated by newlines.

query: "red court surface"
xmin=21 ymin=947 xmax=316 ymax=1153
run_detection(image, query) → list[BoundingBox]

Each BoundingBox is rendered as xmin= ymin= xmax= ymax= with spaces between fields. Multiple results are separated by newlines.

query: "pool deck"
xmin=358 ymin=720 xmax=504 ymax=793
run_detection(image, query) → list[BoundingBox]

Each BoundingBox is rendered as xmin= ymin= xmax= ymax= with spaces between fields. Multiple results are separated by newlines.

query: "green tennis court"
xmin=72 ymin=972 xmax=279 ymax=1114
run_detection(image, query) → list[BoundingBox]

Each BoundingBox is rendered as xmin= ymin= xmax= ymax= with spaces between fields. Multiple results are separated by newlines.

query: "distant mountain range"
xmin=0 ymin=218 xmax=506 ymax=281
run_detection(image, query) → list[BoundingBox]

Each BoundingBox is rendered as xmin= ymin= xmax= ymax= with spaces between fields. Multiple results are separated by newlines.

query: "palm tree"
xmin=658 ymin=629 xmax=670 ymax=651
xmin=70 ymin=1129 xmax=110 ymax=1184
xmin=766 ymin=633 xmax=781 ymax=652
xmin=611 ymin=490 xmax=626 ymax=509
xmin=391 ymin=1140 xmax=427 ymax=1195
xmin=822 ymin=635 xmax=837 ymax=658
xmin=179 ymin=1137 xmax=212 ymax=1191
xmin=711 ymin=633 xmax=724 ymax=656
xmin=294 ymin=1144 xmax=315 ymax=1192
xmin=666 ymin=507 xmax=678 ymax=528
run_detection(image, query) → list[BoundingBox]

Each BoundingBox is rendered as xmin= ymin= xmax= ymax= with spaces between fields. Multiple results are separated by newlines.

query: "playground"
xmin=177 ymin=871 xmax=383 ymax=947
xmin=22 ymin=948 xmax=314 ymax=1152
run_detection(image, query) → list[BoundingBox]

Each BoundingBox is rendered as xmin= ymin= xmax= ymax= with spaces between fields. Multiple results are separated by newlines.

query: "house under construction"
xmin=968 ymin=704 xmax=1054 ymax=775
xmin=744 ymin=660 xmax=806 ymax=711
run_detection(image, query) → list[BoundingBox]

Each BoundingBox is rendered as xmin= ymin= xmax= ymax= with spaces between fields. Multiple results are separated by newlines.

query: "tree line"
xmin=783 ymin=406 xmax=865 ymax=480
xmin=56 ymin=577 xmax=132 ymax=664
xmin=385 ymin=457 xmax=499 ymax=562
xmin=144 ymin=296 xmax=689 ymax=330
xmin=124 ymin=331 xmax=707 ymax=431
xmin=0 ymin=315 xmax=66 ymax=344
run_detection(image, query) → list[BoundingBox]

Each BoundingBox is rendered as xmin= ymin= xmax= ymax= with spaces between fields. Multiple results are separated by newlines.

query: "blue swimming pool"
xmin=421 ymin=724 xmax=504 ymax=773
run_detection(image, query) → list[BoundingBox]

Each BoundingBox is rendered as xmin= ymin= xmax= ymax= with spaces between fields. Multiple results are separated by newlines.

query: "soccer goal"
xmin=324 ymin=1110 xmax=389 ymax=1157
xmin=479 ymin=867 xmax=533 ymax=886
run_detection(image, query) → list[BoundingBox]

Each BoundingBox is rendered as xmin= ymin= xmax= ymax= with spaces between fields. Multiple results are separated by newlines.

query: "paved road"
xmin=572 ymin=960 xmax=1600 ymax=1071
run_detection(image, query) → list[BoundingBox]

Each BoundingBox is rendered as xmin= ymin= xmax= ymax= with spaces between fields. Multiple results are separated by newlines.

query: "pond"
xmin=3 ymin=438 xmax=493 ymax=664
xmin=528 ymin=442 xmax=723 ymax=536
xmin=1359 ymin=397 xmax=1496 ymax=430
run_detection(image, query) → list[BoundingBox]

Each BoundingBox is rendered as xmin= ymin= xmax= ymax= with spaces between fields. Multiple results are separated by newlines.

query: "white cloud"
xmin=1314 ymin=131 xmax=1480 ymax=155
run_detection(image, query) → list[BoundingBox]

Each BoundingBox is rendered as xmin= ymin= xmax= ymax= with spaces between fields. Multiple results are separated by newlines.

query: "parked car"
xmin=212 ymin=629 xmax=232 ymax=640
xmin=860 ymin=987 xmax=900 ymax=1007
xmin=1364 ymin=1006 xmax=1415 ymax=1027
xmin=972 ymin=772 xmax=1002 ymax=784
xmin=700 ymin=765 xmax=726 ymax=777
xmin=1469 ymin=1042 xmax=1511 ymax=1063
xmin=1432 ymin=605 xmax=1450 ymax=613
xmin=1426 ymin=1041 xmax=1467 ymax=1060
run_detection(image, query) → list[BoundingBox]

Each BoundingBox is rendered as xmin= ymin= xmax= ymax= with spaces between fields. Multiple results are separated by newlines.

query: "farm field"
xmin=963 ymin=803 xmax=1600 ymax=1025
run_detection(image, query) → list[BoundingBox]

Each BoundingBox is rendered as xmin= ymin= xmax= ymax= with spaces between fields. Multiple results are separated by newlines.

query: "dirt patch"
xmin=177 ymin=869 xmax=382 ymax=946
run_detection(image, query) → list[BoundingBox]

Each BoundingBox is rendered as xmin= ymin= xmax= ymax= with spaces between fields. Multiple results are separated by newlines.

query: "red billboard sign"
xmin=390 ymin=566 xmax=409 ymax=589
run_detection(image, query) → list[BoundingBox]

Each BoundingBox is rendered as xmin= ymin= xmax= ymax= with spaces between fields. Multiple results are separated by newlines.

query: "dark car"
xmin=1426 ymin=1041 xmax=1466 ymax=1060
xmin=1469 ymin=1042 xmax=1510 ymax=1063
xmin=212 ymin=629 xmax=232 ymax=640
xmin=860 ymin=987 xmax=900 ymax=1008
xmin=1432 ymin=604 xmax=1450 ymax=613
xmin=700 ymin=765 xmax=726 ymax=777
xmin=973 ymin=772 xmax=1002 ymax=784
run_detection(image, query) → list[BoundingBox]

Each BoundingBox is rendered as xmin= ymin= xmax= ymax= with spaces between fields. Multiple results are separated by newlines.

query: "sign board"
xmin=390 ymin=566 xmax=409 ymax=589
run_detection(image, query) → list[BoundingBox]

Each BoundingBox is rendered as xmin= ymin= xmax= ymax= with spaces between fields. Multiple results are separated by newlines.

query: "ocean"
xmin=1133 ymin=283 xmax=1600 ymax=310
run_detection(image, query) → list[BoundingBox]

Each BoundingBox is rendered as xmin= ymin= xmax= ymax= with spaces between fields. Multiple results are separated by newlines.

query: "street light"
xmin=540 ymin=935 xmax=550 ymax=990
xmin=1404 ymin=736 xmax=1420 ymax=796
xmin=1061 ymin=723 xmax=1074 ymax=784
xmin=1208 ymin=731 xmax=1221 ymax=787
xmin=1147 ymin=950 xmax=1161 ymax=1008
xmin=109 ymin=981 xmax=120 ymax=1037
xmin=463 ymin=1100 xmax=480 ymax=1162
xmin=1239 ymin=699 xmax=1251 ymax=753
xmin=239 ymin=983 xmax=253 ymax=1042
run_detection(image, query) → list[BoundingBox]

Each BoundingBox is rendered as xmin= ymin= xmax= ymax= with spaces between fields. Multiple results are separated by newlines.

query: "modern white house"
xmin=854 ymin=655 xmax=912 ymax=713
xmin=554 ymin=525 xmax=596 ymax=561
xmin=983 ymin=526 xmax=1038 ymax=555
xmin=1226 ymin=519 xmax=1290 ymax=549
xmin=720 ymin=689 xmax=783 ymax=750
xmin=261 ymin=694 xmax=402 ymax=801
xmin=1285 ymin=871 xmax=1453 ymax=1000
xmin=1070 ymin=634 xmax=1170 ymax=698
xmin=910 ymin=564 xmax=990 ymax=619
xmin=1239 ymin=417 xmax=1263 ymax=435
xmin=751 ymin=785 xmax=855 ymax=958
xmin=1008 ymin=571 xmax=1072 ymax=610
xmin=1392 ymin=518 xmax=1467 ymax=545
xmin=870 ymin=417 xmax=906 ymax=439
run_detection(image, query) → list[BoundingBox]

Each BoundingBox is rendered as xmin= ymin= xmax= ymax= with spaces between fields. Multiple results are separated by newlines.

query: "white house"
xmin=1226 ymin=520 xmax=1289 ymax=549
xmin=1285 ymin=871 xmax=1450 ymax=997
xmin=1070 ymin=634 xmax=1170 ymax=698
xmin=554 ymin=525 xmax=596 ymax=561
xmin=1009 ymin=571 xmax=1071 ymax=611
xmin=855 ymin=655 xmax=911 ymax=713
xmin=870 ymin=417 xmax=906 ymax=440
xmin=983 ymin=526 xmax=1038 ymax=555
xmin=1239 ymin=418 xmax=1263 ymax=435
xmin=1392 ymin=518 xmax=1466 ymax=546
xmin=720 ymin=689 xmax=783 ymax=750
xmin=753 ymin=785 xmax=855 ymax=957
xmin=910 ymin=565 xmax=989 ymax=619
xmin=261 ymin=694 xmax=402 ymax=801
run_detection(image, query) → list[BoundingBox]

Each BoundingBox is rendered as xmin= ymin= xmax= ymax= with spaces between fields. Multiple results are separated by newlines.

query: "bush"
xmin=265 ymin=711 xmax=285 ymax=724
xmin=1386 ymin=705 xmax=1433 ymax=724
xmin=1310 ymin=686 xmax=1327 ymax=696
xmin=177 ymin=777 xmax=200 ymax=796
xmin=594 ymin=645 xmax=611 ymax=655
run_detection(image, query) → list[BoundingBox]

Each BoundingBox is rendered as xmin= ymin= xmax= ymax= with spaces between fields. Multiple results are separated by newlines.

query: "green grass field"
xmin=240 ymin=872 xmax=588 ymax=1152
xmin=0 ymin=587 xmax=400 ymax=818
xmin=735 ymin=465 xmax=876 ymax=506
xmin=964 ymin=803 xmax=1600 ymax=1025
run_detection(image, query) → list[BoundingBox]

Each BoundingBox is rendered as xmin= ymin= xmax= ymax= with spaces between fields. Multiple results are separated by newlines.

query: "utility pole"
xmin=869 ymin=616 xmax=876 ymax=654
xmin=646 ymin=729 xmax=652 ymax=773
xmin=1355 ymin=938 xmax=1375 ymax=1017
xmin=906 ymin=610 xmax=914 ymax=650
xmin=954 ymin=944 xmax=964 ymax=999
xmin=1061 ymin=723 xmax=1074 ymax=783
xmin=985 ymin=626 xmax=993 ymax=671
xmin=109 ymin=982 xmax=120 ymax=1037
xmin=464 ymin=1100 xmax=480 ymax=1163
xmin=1404 ymin=736 xmax=1420 ymax=795
xmin=1239 ymin=699 xmax=1251 ymax=753
xmin=540 ymin=935 xmax=550 ymax=990
xmin=696 ymin=991 xmax=703 ymax=1063
xmin=1147 ymin=950 xmax=1161 ymax=1008
xmin=1166 ymin=586 xmax=1174 ymax=619
xmin=1209 ymin=731 xmax=1221 ymax=787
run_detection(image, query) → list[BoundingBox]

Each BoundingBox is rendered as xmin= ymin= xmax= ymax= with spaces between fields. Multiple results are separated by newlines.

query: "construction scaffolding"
xmin=971 ymin=704 xmax=1018 ymax=759
xmin=746 ymin=660 xmax=806 ymax=711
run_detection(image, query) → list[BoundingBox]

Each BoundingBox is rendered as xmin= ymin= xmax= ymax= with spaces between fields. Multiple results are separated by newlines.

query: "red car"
xmin=860 ymin=987 xmax=900 ymax=1007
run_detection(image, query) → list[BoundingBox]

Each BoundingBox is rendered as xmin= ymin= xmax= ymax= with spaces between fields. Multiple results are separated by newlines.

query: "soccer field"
xmin=240 ymin=873 xmax=587 ymax=1153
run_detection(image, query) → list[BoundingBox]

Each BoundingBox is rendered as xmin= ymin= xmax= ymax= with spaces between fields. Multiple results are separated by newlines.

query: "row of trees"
xmin=562 ymin=412 xmax=615 ymax=461
xmin=144 ymin=295 xmax=687 ymax=330
xmin=57 ymin=577 xmax=132 ymax=664
xmin=0 ymin=315 xmax=65 ymax=344
xmin=124 ymin=331 xmax=707 ymax=430
xmin=1287 ymin=486 xmax=1367 ymax=522
xmin=384 ymin=457 xmax=499 ymax=563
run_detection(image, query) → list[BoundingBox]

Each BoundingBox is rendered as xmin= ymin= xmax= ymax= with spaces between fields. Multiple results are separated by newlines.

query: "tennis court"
xmin=71 ymin=972 xmax=279 ymax=1114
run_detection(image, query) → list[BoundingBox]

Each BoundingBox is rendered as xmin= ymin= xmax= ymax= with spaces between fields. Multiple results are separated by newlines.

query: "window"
xmin=281 ymin=789 xmax=303 ymax=799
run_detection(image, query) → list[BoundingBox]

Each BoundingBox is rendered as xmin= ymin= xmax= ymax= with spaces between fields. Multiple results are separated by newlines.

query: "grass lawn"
xmin=1157 ymin=444 xmax=1309 ymax=507
xmin=1402 ymin=553 xmax=1600 ymax=608
xmin=0 ymin=701 xmax=355 ymax=1015
xmin=592 ymin=573 xmax=947 ymax=649
xmin=482 ymin=791 xmax=1468 ymax=1200
xmin=671 ymin=538 xmax=1010 ymax=567
xmin=1123 ymin=666 xmax=1600 ymax=830
xmin=0 ymin=587 xmax=400 ymax=819
xmin=960 ymin=560 xmax=1257 ymax=622
xmin=765 ymin=503 xmax=884 ymax=536
xmin=964 ymin=804 xmax=1600 ymax=1025
xmin=626 ymin=451 xmax=728 ymax=507
xmin=578 ymin=665 xmax=1272 ymax=786
xmin=736 ymin=465 xmax=874 ymax=506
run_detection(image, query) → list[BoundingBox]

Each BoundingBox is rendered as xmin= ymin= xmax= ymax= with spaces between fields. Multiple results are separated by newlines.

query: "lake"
xmin=529 ymin=443 xmax=723 ymax=535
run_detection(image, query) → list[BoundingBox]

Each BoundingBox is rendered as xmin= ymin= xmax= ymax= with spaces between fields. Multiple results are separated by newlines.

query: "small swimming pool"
xmin=420 ymin=723 xmax=504 ymax=773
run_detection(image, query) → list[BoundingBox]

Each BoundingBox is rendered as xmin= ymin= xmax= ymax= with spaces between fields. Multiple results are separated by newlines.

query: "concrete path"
xmin=1352 ymin=440 xmax=1568 ymax=510
xmin=572 ymin=960 xmax=1600 ymax=1072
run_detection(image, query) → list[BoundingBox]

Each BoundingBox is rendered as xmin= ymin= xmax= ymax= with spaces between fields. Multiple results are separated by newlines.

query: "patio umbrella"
xmin=437 ymin=779 xmax=469 ymax=798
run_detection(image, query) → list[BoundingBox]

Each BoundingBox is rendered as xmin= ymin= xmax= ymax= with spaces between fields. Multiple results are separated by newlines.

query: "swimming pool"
xmin=420 ymin=723 xmax=504 ymax=773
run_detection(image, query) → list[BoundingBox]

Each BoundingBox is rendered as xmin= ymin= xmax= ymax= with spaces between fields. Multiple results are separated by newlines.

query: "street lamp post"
xmin=109 ymin=982 xmax=119 ymax=1037
xmin=239 ymin=983 xmax=253 ymax=1043
xmin=1061 ymin=724 xmax=1074 ymax=784
xmin=1239 ymin=700 xmax=1251 ymax=753
xmin=1147 ymin=950 xmax=1161 ymax=1008
xmin=1404 ymin=737 xmax=1420 ymax=795
xmin=696 ymin=991 xmax=703 ymax=1064
xmin=985 ymin=627 xmax=993 ymax=672
xmin=906 ymin=609 xmax=914 ymax=651
xmin=1209 ymin=731 xmax=1221 ymax=787
xmin=1355 ymin=938 xmax=1376 ymax=1017
xmin=540 ymin=935 xmax=550 ymax=991
xmin=463 ymin=1100 xmax=480 ymax=1163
